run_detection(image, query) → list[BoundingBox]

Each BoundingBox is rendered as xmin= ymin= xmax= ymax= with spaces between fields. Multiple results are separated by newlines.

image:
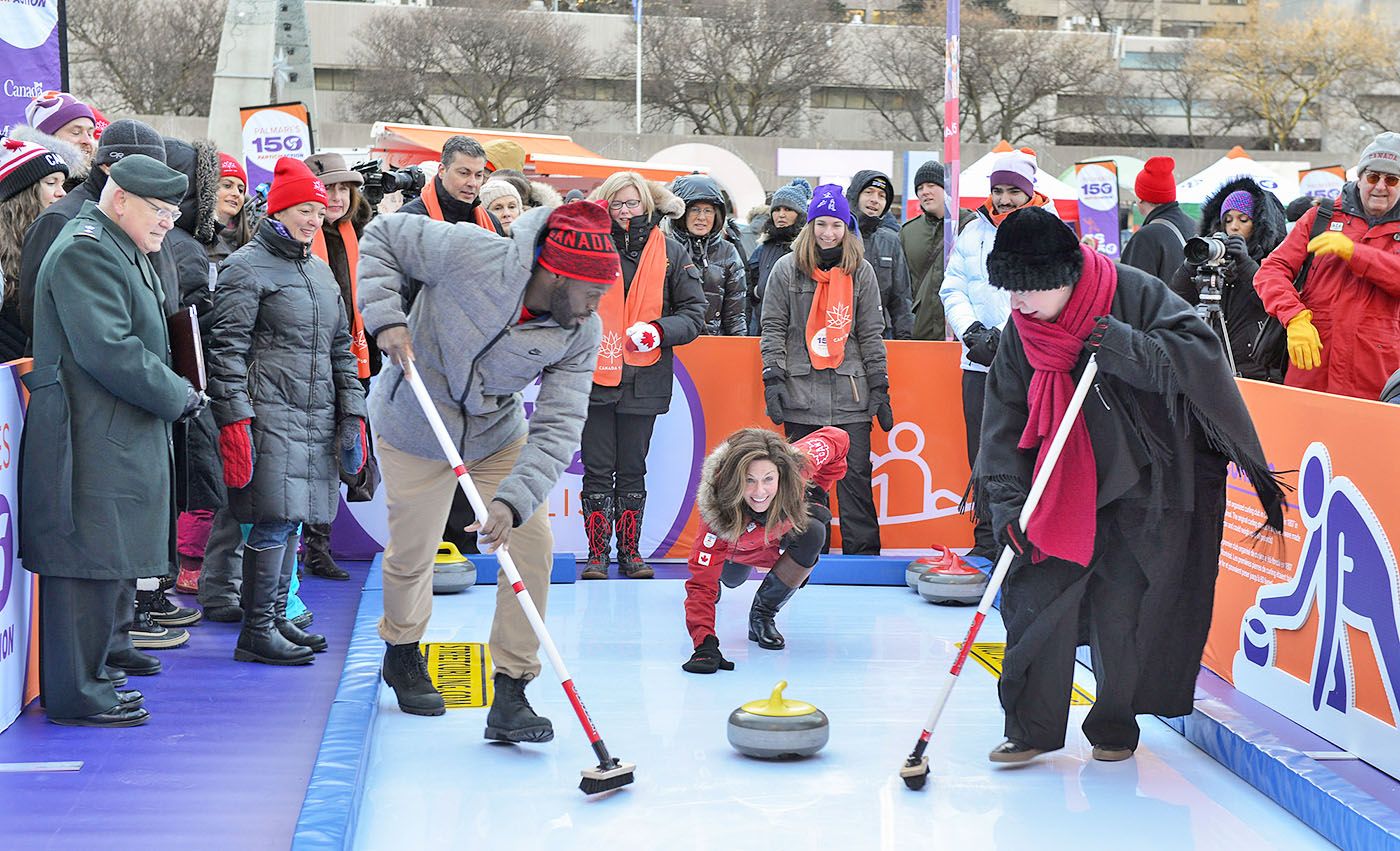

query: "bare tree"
xmin=638 ymin=0 xmax=835 ymax=136
xmin=345 ymin=4 xmax=596 ymax=129
xmin=865 ymin=22 xmax=945 ymax=142
xmin=65 ymin=0 xmax=225 ymax=117
xmin=1087 ymin=47 xmax=1254 ymax=147
xmin=1199 ymin=12 xmax=1385 ymax=150
xmin=1061 ymin=0 xmax=1155 ymax=35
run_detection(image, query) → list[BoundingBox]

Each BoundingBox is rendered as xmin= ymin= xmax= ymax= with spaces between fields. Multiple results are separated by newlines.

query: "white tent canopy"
xmin=1176 ymin=148 xmax=1304 ymax=205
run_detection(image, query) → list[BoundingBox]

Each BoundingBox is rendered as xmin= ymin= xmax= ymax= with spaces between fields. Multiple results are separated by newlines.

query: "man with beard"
xmin=356 ymin=201 xmax=614 ymax=743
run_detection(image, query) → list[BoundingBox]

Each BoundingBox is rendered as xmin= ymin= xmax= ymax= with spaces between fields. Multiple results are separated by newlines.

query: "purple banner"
xmin=943 ymin=0 xmax=960 ymax=265
xmin=0 ymin=0 xmax=64 ymax=137
xmin=1074 ymin=160 xmax=1121 ymax=260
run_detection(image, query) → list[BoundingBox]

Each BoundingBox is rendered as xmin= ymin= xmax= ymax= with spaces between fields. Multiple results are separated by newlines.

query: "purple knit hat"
xmin=1219 ymin=190 xmax=1254 ymax=222
xmin=25 ymin=92 xmax=95 ymax=136
xmin=808 ymin=183 xmax=856 ymax=229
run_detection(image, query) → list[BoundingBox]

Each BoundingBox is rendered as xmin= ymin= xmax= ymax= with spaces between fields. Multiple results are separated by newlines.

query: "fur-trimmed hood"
xmin=648 ymin=178 xmax=686 ymax=220
xmin=696 ymin=429 xmax=809 ymax=540
xmin=163 ymin=137 xmax=221 ymax=244
xmin=10 ymin=123 xmax=89 ymax=184
xmin=528 ymin=180 xmax=563 ymax=210
xmin=1196 ymin=176 xmax=1287 ymax=260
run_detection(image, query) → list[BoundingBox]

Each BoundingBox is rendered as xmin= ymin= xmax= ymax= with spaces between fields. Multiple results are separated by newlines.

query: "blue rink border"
xmin=951 ymin=551 xmax=1400 ymax=851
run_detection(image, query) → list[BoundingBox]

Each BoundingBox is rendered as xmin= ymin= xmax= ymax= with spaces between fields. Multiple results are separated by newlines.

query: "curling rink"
xmin=352 ymin=578 xmax=1332 ymax=850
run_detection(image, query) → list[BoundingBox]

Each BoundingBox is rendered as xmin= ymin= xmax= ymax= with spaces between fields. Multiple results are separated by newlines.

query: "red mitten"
xmin=793 ymin=426 xmax=850 ymax=490
xmin=219 ymin=419 xmax=255 ymax=488
xmin=624 ymin=321 xmax=662 ymax=354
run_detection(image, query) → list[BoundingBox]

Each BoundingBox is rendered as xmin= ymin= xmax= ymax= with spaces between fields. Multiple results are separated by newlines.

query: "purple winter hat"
xmin=1219 ymin=190 xmax=1255 ymax=222
xmin=25 ymin=92 xmax=95 ymax=136
xmin=807 ymin=183 xmax=856 ymax=229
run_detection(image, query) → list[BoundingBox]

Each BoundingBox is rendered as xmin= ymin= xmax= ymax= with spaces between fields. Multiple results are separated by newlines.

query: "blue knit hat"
xmin=770 ymin=178 xmax=812 ymax=213
xmin=807 ymin=183 xmax=855 ymax=229
xmin=1220 ymin=190 xmax=1254 ymax=222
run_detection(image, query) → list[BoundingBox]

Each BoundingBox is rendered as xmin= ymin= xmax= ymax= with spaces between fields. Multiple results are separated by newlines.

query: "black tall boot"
xmin=275 ymin=534 xmax=327 ymax=653
xmin=484 ymin=673 xmax=554 ymax=743
xmin=301 ymin=522 xmax=349 ymax=580
xmin=615 ymin=492 xmax=653 ymax=579
xmin=580 ymin=492 xmax=614 ymax=580
xmin=748 ymin=570 xmax=800 ymax=650
xmin=234 ymin=544 xmax=314 ymax=665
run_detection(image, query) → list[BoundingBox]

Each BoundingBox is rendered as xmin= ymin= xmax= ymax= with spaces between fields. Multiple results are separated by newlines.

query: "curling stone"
xmin=905 ymin=544 xmax=961 ymax=590
xmin=431 ymin=542 xmax=476 ymax=595
xmin=916 ymin=547 xmax=987 ymax=605
xmin=726 ymin=681 xmax=829 ymax=759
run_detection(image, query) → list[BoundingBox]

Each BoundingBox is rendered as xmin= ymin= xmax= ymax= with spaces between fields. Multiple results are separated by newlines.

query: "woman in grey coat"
xmin=207 ymin=157 xmax=367 ymax=665
xmin=760 ymin=184 xmax=889 ymax=555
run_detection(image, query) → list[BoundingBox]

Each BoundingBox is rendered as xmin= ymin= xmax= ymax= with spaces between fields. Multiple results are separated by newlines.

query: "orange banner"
xmin=1203 ymin=379 xmax=1400 ymax=779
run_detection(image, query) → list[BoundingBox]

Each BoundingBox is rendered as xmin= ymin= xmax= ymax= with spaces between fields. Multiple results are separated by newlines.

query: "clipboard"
xmin=167 ymin=305 xmax=206 ymax=392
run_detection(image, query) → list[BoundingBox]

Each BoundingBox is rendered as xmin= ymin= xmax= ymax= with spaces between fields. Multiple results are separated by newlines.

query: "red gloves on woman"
xmin=220 ymin=419 xmax=255 ymax=488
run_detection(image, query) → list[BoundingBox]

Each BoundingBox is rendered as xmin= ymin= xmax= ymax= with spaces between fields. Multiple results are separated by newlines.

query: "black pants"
xmin=784 ymin=421 xmax=879 ymax=555
xmin=107 ymin=579 xmax=135 ymax=658
xmin=998 ymin=544 xmax=1148 ymax=752
xmin=581 ymin=402 xmax=658 ymax=495
xmin=962 ymin=369 xmax=997 ymax=552
xmin=40 ymin=576 xmax=125 ymax=719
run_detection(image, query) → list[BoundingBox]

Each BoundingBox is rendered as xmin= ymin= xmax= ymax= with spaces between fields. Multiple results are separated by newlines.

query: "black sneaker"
xmin=484 ymin=673 xmax=553 ymax=743
xmin=382 ymin=643 xmax=445 ymax=716
xmin=130 ymin=608 xmax=190 ymax=650
xmin=142 ymin=589 xmax=202 ymax=627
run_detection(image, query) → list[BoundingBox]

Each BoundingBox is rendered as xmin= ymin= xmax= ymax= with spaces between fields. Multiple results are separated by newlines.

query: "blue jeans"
xmin=242 ymin=521 xmax=300 ymax=550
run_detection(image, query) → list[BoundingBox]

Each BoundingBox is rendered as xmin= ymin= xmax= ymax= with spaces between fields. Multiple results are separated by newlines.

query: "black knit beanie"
xmin=986 ymin=206 xmax=1083 ymax=292
xmin=913 ymin=160 xmax=944 ymax=190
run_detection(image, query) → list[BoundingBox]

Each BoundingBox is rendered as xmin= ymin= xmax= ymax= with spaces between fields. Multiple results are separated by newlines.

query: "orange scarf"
xmin=422 ymin=180 xmax=498 ymax=232
xmin=984 ymin=192 xmax=1052 ymax=227
xmin=311 ymin=219 xmax=370 ymax=379
xmin=593 ymin=230 xmax=667 ymax=386
xmin=806 ymin=265 xmax=854 ymax=369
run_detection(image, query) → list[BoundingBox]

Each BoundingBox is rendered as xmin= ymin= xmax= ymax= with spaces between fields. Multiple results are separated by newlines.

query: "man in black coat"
xmin=846 ymin=169 xmax=914 ymax=339
xmin=1120 ymin=156 xmax=1195 ymax=284
xmin=971 ymin=207 xmax=1284 ymax=765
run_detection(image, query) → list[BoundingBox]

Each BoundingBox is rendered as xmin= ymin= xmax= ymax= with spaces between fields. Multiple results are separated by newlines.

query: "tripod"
xmin=1194 ymin=267 xmax=1238 ymax=377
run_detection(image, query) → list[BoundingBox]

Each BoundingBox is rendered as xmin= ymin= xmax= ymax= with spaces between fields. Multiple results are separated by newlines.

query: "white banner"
xmin=0 ymin=366 xmax=31 ymax=731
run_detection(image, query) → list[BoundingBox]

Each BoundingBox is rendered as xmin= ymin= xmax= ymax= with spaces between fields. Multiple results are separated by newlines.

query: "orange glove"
xmin=1286 ymin=310 xmax=1323 ymax=371
xmin=1307 ymin=232 xmax=1354 ymax=262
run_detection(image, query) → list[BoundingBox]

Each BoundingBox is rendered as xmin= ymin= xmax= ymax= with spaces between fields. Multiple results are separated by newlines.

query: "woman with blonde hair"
xmin=579 ymin=171 xmax=706 ymax=580
xmin=681 ymin=426 xmax=848 ymax=673
xmin=759 ymin=184 xmax=890 ymax=555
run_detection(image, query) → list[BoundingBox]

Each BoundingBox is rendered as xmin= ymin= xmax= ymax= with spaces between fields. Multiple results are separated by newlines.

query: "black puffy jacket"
xmin=1168 ymin=177 xmax=1287 ymax=381
xmin=670 ymin=175 xmax=746 ymax=336
xmin=207 ymin=219 xmax=367 ymax=523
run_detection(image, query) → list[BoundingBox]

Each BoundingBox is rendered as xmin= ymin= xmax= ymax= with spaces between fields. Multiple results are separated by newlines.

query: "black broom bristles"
xmin=579 ymin=759 xmax=636 ymax=795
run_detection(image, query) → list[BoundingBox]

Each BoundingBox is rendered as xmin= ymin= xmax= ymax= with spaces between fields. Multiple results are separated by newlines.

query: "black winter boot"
xmin=748 ymin=571 xmax=800 ymax=650
xmin=382 ymin=642 xmax=446 ymax=716
xmin=484 ymin=673 xmax=554 ymax=743
xmin=615 ymin=492 xmax=653 ymax=579
xmin=682 ymin=634 xmax=735 ymax=674
xmin=580 ymin=492 xmax=614 ymax=580
xmin=234 ymin=544 xmax=314 ymax=665
xmin=144 ymin=587 xmax=202 ymax=627
xmin=131 ymin=592 xmax=190 ymax=649
xmin=275 ymin=535 xmax=327 ymax=652
xmin=302 ymin=523 xmax=349 ymax=580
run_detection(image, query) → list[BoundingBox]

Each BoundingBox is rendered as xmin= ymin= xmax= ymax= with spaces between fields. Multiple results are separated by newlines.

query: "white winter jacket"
xmin=940 ymin=199 xmax=1058 ymax=373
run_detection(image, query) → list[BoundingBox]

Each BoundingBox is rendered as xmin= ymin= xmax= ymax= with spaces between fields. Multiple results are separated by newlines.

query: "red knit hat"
xmin=537 ymin=201 xmax=621 ymax=286
xmin=219 ymin=152 xmax=247 ymax=188
xmin=1135 ymin=156 xmax=1177 ymax=204
xmin=265 ymin=156 xmax=327 ymax=214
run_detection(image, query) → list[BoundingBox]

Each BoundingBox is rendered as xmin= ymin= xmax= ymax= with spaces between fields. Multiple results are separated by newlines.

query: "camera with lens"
xmin=353 ymin=160 xmax=426 ymax=207
xmin=1184 ymin=233 xmax=1229 ymax=268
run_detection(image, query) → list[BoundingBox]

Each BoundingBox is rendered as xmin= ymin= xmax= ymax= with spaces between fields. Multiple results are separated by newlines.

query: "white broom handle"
xmin=400 ymin=360 xmax=575 ymax=683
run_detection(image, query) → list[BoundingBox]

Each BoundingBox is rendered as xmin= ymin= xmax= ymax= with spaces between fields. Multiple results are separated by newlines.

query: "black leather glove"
xmin=996 ymin=520 xmax=1032 ymax=558
xmin=1224 ymin=234 xmax=1259 ymax=280
xmin=178 ymin=382 xmax=209 ymax=421
xmin=762 ymin=367 xmax=787 ymax=426
xmin=868 ymin=383 xmax=894 ymax=431
xmin=964 ymin=322 xmax=1001 ymax=367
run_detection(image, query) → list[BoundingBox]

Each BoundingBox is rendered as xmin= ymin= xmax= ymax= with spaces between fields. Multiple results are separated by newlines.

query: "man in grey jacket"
xmin=357 ymin=201 xmax=616 ymax=741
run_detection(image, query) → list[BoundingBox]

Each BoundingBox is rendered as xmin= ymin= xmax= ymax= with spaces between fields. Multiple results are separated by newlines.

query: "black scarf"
xmin=762 ymin=217 xmax=802 ymax=244
xmin=816 ymin=244 xmax=842 ymax=271
xmin=857 ymin=214 xmax=881 ymax=238
xmin=432 ymin=176 xmax=482 ymax=225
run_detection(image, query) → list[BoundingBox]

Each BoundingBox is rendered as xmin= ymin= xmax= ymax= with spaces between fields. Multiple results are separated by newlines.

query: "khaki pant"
xmin=376 ymin=435 xmax=553 ymax=679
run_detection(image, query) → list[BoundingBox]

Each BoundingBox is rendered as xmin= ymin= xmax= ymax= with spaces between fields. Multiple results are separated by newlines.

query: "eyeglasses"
xmin=609 ymin=199 xmax=642 ymax=211
xmin=136 ymin=195 xmax=180 ymax=223
xmin=1363 ymin=171 xmax=1400 ymax=188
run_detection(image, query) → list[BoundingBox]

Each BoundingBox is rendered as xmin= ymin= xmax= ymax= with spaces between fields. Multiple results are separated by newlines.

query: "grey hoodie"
xmin=357 ymin=205 xmax=602 ymax=521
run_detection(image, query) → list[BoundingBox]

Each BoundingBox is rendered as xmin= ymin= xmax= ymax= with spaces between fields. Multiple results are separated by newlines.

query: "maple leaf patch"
xmin=826 ymin=303 xmax=852 ymax=330
xmin=599 ymin=332 xmax=624 ymax=362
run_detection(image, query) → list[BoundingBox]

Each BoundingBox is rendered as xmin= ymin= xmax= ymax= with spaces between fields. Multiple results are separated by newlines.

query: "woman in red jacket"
xmin=682 ymin=426 xmax=849 ymax=674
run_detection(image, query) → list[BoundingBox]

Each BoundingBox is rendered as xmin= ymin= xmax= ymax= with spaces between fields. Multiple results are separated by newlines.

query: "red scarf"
xmin=806 ymin=265 xmax=854 ymax=369
xmin=1009 ymin=245 xmax=1117 ymax=566
xmin=310 ymin=219 xmax=370 ymax=379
